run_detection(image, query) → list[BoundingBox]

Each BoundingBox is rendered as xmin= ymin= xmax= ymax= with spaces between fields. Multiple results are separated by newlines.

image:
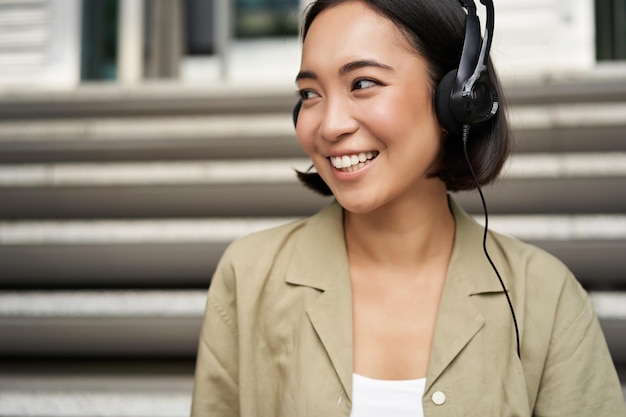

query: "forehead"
xmin=301 ymin=1 xmax=413 ymax=66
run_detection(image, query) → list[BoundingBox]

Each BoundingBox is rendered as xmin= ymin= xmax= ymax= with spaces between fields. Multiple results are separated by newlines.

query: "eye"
xmin=298 ymin=89 xmax=320 ymax=101
xmin=352 ymin=78 xmax=378 ymax=91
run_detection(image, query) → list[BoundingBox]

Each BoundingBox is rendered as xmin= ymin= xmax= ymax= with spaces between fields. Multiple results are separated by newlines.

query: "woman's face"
xmin=296 ymin=1 xmax=446 ymax=214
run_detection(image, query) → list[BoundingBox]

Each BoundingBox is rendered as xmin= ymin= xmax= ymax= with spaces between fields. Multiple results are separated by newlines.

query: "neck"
xmin=343 ymin=186 xmax=455 ymax=273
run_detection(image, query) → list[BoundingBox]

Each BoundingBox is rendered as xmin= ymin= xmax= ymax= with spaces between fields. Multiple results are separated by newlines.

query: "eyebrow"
xmin=295 ymin=59 xmax=394 ymax=83
xmin=341 ymin=60 xmax=393 ymax=74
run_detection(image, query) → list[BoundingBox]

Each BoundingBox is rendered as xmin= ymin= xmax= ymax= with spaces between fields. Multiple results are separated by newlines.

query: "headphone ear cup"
xmin=465 ymin=79 xmax=499 ymax=125
xmin=435 ymin=70 xmax=462 ymax=135
xmin=292 ymin=100 xmax=302 ymax=128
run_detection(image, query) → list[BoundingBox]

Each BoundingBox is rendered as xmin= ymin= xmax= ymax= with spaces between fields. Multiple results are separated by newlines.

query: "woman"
xmin=191 ymin=0 xmax=625 ymax=415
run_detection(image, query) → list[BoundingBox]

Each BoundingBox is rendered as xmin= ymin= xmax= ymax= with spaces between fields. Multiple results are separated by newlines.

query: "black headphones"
xmin=292 ymin=0 xmax=498 ymax=135
xmin=435 ymin=0 xmax=498 ymax=135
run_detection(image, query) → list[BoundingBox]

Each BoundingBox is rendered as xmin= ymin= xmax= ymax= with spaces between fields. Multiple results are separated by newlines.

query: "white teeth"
xmin=329 ymin=152 xmax=378 ymax=170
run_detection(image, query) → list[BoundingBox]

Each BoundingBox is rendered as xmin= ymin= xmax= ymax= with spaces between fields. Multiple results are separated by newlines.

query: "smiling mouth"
xmin=329 ymin=151 xmax=379 ymax=172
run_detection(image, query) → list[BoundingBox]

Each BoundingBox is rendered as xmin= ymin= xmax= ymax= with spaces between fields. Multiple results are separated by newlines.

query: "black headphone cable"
xmin=461 ymin=124 xmax=521 ymax=359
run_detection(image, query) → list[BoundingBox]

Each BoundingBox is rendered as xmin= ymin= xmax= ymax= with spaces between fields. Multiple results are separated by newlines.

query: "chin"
xmin=327 ymin=180 xmax=390 ymax=215
xmin=334 ymin=194 xmax=380 ymax=215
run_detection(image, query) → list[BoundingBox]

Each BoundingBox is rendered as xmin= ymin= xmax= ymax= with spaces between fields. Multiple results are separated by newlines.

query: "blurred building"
xmin=0 ymin=0 xmax=302 ymax=89
xmin=0 ymin=0 xmax=624 ymax=90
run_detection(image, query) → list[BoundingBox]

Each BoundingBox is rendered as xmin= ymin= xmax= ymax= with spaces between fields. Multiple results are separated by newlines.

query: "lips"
xmin=329 ymin=151 xmax=379 ymax=172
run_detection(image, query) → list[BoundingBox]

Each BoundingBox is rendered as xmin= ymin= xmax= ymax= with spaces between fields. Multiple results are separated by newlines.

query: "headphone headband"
xmin=463 ymin=0 xmax=496 ymax=99
xmin=455 ymin=3 xmax=481 ymax=92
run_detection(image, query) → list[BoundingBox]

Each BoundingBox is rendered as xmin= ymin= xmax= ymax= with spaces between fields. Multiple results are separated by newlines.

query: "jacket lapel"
xmin=426 ymin=198 xmax=509 ymax=391
xmin=283 ymin=198 xmax=510 ymax=398
xmin=425 ymin=259 xmax=485 ymax=391
xmin=285 ymin=202 xmax=354 ymax=400
xmin=306 ymin=281 xmax=354 ymax=400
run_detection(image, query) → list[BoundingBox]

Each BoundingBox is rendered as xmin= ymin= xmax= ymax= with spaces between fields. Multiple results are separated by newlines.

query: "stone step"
xmin=0 ymin=75 xmax=624 ymax=121
xmin=0 ymin=359 xmax=195 ymax=417
xmin=1 ymin=241 xmax=622 ymax=290
xmin=511 ymin=103 xmax=626 ymax=153
xmin=0 ymin=84 xmax=297 ymax=121
xmin=0 ymin=359 xmax=194 ymax=393
xmin=2 ymin=153 xmax=625 ymax=187
xmin=1 ymin=178 xmax=625 ymax=219
xmin=2 ymin=215 xmax=625 ymax=245
xmin=0 ymin=153 xmax=624 ymax=219
xmin=0 ymin=290 xmax=205 ymax=357
xmin=0 ymin=215 xmax=625 ymax=289
xmin=0 ymin=290 xmax=624 ymax=358
xmin=0 ymin=103 xmax=624 ymax=163
xmin=0 ymin=361 xmax=626 ymax=417
xmin=0 ymin=366 xmax=624 ymax=417
xmin=0 ymin=291 xmax=623 ymax=376
xmin=0 ymin=391 xmax=192 ymax=417
xmin=0 ymin=114 xmax=304 ymax=163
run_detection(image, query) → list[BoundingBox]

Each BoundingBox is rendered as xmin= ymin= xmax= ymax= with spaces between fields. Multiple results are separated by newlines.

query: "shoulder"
xmin=212 ymin=217 xmax=309 ymax=293
xmin=485 ymin=237 xmax=625 ymax=415
xmin=490 ymin=229 xmax=588 ymax=307
xmin=221 ymin=200 xmax=341 ymax=268
xmin=223 ymin=217 xmax=308 ymax=262
xmin=490 ymin=230 xmax=574 ymax=284
xmin=486 ymin=234 xmax=624 ymax=416
xmin=450 ymin=196 xmax=582 ymax=301
xmin=206 ymin=216 xmax=311 ymax=317
xmin=213 ymin=201 xmax=341 ymax=286
xmin=488 ymin=230 xmax=597 ymax=349
xmin=449 ymin=193 xmax=594 ymax=340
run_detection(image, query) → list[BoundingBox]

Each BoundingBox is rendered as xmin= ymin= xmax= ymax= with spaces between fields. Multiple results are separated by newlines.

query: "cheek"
xmin=295 ymin=120 xmax=315 ymax=156
xmin=362 ymin=90 xmax=439 ymax=144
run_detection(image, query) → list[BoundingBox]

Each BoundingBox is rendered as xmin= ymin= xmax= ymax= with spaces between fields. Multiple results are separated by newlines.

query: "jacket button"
xmin=432 ymin=391 xmax=446 ymax=405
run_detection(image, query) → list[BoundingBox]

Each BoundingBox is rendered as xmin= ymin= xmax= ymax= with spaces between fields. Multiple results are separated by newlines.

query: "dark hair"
xmin=296 ymin=0 xmax=511 ymax=194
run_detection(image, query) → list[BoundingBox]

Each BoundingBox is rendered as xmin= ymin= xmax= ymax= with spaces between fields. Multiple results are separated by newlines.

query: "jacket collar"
xmin=285 ymin=201 xmax=347 ymax=291
xmin=285 ymin=202 xmax=354 ymax=398
xmin=284 ymin=197 xmax=509 ymax=397
xmin=423 ymin=197 xmax=512 ymax=391
xmin=447 ymin=197 xmax=511 ymax=295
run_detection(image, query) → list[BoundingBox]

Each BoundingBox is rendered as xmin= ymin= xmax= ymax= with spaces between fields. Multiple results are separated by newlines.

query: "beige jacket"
xmin=191 ymin=198 xmax=625 ymax=416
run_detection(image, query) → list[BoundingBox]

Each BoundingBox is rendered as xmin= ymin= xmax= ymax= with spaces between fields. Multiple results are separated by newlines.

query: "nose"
xmin=319 ymin=96 xmax=358 ymax=142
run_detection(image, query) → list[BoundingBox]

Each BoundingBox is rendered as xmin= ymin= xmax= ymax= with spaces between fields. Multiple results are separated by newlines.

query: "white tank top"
xmin=349 ymin=373 xmax=426 ymax=417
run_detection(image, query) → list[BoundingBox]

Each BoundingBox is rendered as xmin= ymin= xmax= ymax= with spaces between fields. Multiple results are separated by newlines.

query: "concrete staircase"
xmin=1 ymin=76 xmax=625 ymax=416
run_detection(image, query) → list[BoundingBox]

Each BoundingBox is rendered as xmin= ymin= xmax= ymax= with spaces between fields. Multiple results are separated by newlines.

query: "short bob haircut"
xmin=296 ymin=0 xmax=511 ymax=194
